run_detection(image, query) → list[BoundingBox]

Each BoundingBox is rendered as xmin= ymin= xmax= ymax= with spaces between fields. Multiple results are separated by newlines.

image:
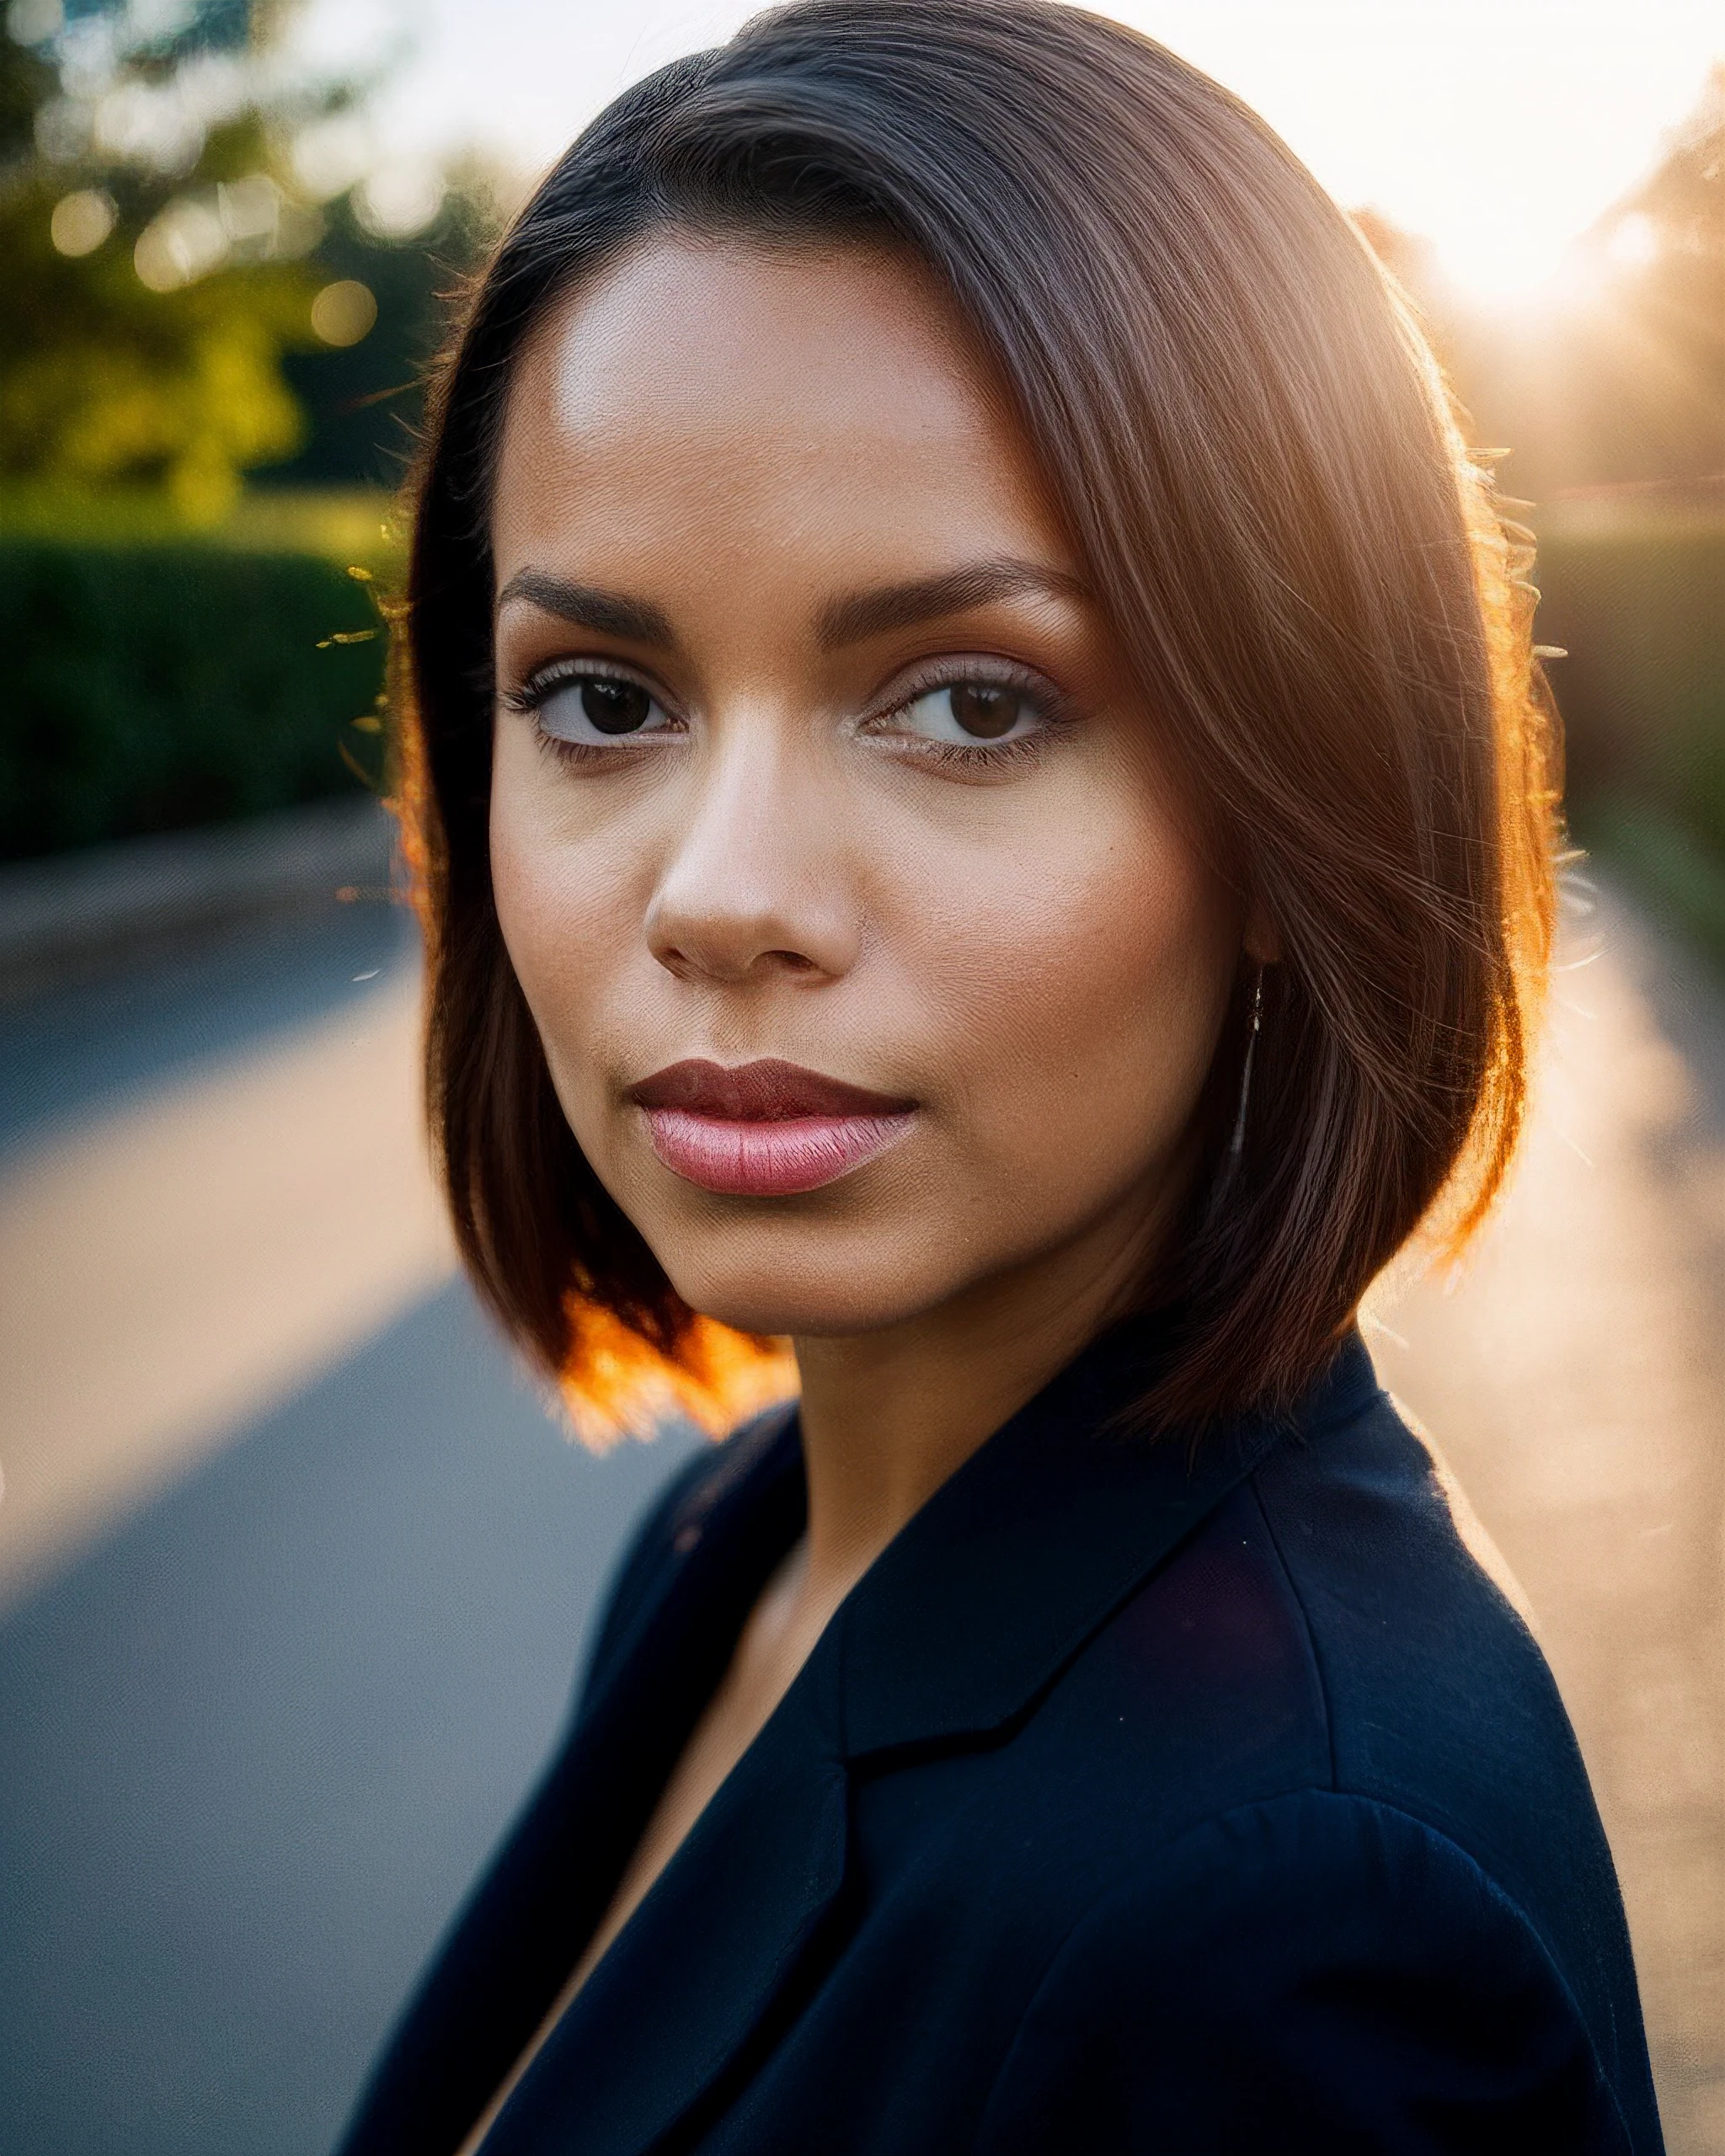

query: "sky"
xmin=293 ymin=0 xmax=1724 ymax=302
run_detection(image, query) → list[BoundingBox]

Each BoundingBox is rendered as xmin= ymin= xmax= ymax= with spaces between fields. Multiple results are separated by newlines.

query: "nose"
xmin=644 ymin=720 xmax=860 ymax=986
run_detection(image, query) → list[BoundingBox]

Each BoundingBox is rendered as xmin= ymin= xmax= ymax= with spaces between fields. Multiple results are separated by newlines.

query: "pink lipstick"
xmin=628 ymin=1059 xmax=916 ymax=1197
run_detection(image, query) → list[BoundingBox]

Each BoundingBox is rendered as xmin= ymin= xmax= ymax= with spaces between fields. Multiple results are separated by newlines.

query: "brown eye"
xmin=527 ymin=668 xmax=676 ymax=748
xmin=579 ymin=678 xmax=652 ymax=734
xmin=948 ymin=684 xmax=1023 ymax=739
xmin=888 ymin=677 xmax=1046 ymax=750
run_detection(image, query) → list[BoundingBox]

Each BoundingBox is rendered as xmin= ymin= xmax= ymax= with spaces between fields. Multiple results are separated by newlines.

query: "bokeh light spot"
xmin=311 ymin=279 xmax=379 ymax=348
xmin=352 ymin=163 xmax=446 ymax=242
xmin=50 ymin=189 xmax=116 ymax=259
xmin=133 ymin=197 xmax=228 ymax=292
xmin=6 ymin=0 xmax=61 ymax=43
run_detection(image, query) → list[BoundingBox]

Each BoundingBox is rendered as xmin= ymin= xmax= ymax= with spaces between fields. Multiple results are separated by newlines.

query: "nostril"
xmin=651 ymin=942 xmax=818 ymax=980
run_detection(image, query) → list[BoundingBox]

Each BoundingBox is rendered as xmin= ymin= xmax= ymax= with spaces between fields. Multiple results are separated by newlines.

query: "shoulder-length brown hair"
xmin=395 ymin=0 xmax=1557 ymax=1444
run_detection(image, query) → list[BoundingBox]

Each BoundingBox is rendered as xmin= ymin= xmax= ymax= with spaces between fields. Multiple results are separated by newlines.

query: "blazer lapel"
xmin=484 ymin=1657 xmax=850 ymax=2156
xmin=836 ymin=1326 xmax=1379 ymax=1761
xmin=341 ymin=1324 xmax=1380 ymax=2156
xmin=337 ymin=1407 xmax=810 ymax=2156
xmin=477 ymin=1328 xmax=1379 ymax=2156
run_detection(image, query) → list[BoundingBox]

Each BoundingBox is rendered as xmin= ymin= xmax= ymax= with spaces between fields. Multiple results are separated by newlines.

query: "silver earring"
xmin=1227 ymin=966 xmax=1264 ymax=1161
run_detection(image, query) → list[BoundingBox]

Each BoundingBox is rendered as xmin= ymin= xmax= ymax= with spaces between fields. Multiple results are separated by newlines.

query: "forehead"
xmin=492 ymin=232 xmax=1063 ymax=569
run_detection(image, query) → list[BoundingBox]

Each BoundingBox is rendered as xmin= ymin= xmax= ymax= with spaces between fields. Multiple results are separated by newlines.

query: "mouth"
xmin=627 ymin=1058 xmax=917 ymax=1197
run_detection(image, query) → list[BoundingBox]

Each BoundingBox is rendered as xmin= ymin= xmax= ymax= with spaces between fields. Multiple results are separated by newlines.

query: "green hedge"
xmin=1 ymin=507 xmax=1717 ymax=889
xmin=1575 ymin=798 xmax=1725 ymax=969
xmin=1535 ymin=518 xmax=1725 ymax=851
xmin=0 ymin=536 xmax=389 ymax=862
xmin=1533 ymin=515 xmax=1725 ymax=963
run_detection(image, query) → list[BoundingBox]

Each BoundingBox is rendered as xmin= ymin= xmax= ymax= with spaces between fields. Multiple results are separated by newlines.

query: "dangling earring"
xmin=1227 ymin=965 xmax=1264 ymax=1161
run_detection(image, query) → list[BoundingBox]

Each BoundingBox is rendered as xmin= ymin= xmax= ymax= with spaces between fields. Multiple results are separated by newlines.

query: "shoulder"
xmin=1245 ymin=1389 xmax=1616 ymax=1921
xmin=996 ymin=1382 xmax=1658 ymax=2143
xmin=974 ymin=1788 xmax=1649 ymax=2155
xmin=1007 ymin=1378 xmax=1572 ymax=1860
xmin=1236 ymin=1387 xmax=1658 ymax=2141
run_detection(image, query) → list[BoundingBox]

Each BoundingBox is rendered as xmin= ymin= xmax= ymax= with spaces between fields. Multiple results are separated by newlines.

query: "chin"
xmin=651 ymin=1221 xmax=954 ymax=1342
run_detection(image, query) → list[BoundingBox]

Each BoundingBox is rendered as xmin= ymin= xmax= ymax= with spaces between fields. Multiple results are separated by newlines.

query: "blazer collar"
xmin=474 ymin=1323 xmax=1380 ymax=2156
xmin=836 ymin=1321 xmax=1376 ymax=1759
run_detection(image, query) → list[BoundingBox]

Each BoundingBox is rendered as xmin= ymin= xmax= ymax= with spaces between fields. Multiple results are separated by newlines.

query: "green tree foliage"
xmin=260 ymin=179 xmax=494 ymax=490
xmin=0 ymin=0 xmax=498 ymax=515
xmin=1356 ymin=80 xmax=1725 ymax=961
xmin=2 ymin=2 xmax=310 ymax=514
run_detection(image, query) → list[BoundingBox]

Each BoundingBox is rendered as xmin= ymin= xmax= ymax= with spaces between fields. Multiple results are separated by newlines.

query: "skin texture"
xmin=478 ymin=235 xmax=1258 ymax=2108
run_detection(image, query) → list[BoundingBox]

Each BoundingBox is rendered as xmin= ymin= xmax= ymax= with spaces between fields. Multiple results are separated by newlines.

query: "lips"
xmin=628 ymin=1059 xmax=916 ymax=1196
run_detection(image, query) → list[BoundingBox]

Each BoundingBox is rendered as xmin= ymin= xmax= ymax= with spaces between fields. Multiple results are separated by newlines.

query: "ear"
xmin=1243 ymin=900 xmax=1282 ymax=968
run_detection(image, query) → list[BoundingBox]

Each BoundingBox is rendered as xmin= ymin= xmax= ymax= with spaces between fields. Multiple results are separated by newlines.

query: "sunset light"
xmin=1103 ymin=0 xmax=1723 ymax=308
xmin=3 ymin=0 xmax=1722 ymax=2149
xmin=1429 ymin=209 xmax=1599 ymax=306
xmin=293 ymin=0 xmax=1722 ymax=310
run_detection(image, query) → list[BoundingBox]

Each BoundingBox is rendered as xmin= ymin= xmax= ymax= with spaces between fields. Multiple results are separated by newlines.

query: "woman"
xmin=340 ymin=3 xmax=1662 ymax=2150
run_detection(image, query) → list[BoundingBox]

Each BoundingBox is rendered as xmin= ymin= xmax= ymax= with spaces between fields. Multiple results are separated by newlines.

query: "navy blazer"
xmin=339 ymin=1326 xmax=1663 ymax=2154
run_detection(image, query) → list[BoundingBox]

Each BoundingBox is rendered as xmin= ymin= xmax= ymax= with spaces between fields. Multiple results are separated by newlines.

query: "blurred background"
xmin=0 ymin=1 xmax=1720 ymax=2150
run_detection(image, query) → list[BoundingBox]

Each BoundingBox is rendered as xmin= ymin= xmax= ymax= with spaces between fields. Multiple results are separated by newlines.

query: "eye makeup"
xmin=499 ymin=648 xmax=1079 ymax=775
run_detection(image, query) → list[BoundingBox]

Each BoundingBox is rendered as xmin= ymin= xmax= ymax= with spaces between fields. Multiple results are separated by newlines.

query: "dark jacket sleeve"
xmin=974 ymin=1790 xmax=1639 ymax=2156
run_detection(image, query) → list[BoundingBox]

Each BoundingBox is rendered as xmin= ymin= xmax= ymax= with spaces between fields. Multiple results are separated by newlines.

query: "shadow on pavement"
xmin=0 ymin=1280 xmax=697 ymax=2156
xmin=0 ymin=897 xmax=418 ymax=1161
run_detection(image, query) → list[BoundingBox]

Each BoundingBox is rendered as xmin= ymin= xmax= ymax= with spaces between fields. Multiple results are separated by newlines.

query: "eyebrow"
xmin=816 ymin=557 xmax=1090 ymax=650
xmin=495 ymin=568 xmax=676 ymax=648
xmin=494 ymin=554 xmax=1089 ymax=655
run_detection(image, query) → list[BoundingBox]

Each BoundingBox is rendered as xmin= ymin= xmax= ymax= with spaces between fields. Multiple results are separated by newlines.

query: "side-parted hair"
xmin=398 ymin=0 xmax=1558 ymax=1443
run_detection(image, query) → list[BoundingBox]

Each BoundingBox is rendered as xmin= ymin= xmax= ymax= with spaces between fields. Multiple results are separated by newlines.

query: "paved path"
xmin=0 ymin=895 xmax=442 ymax=1609
xmin=0 ymin=874 xmax=1719 ymax=2153
xmin=1370 ymin=876 xmax=1725 ymax=2156
xmin=0 ymin=957 xmax=451 ymax=1610
xmin=0 ymin=899 xmax=697 ymax=2156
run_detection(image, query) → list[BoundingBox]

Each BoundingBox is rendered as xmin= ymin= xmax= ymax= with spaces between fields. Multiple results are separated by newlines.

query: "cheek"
xmin=488 ymin=728 xmax=644 ymax=1102
xmin=889 ymin=787 xmax=1236 ymax=1185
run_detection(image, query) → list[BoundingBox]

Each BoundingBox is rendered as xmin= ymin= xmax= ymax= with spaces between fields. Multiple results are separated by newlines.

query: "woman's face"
xmin=489 ymin=233 xmax=1243 ymax=1343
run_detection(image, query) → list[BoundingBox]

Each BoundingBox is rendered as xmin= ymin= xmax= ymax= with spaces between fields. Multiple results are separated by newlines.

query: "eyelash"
xmin=499 ymin=658 xmax=679 ymax=768
xmin=864 ymin=659 xmax=1072 ymax=770
xmin=499 ymin=655 xmax=1073 ymax=771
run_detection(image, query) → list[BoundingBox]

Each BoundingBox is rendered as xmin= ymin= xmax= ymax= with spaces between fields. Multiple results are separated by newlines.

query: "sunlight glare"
xmin=289 ymin=0 xmax=1725 ymax=320
xmin=1432 ymin=208 xmax=1583 ymax=304
xmin=1605 ymin=211 xmax=1662 ymax=269
xmin=1100 ymin=1 xmax=1722 ymax=312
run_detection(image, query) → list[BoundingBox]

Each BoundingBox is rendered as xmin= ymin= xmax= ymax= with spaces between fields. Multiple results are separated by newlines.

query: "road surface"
xmin=1370 ymin=875 xmax=1725 ymax=2156
xmin=0 ymin=873 xmax=1719 ymax=2153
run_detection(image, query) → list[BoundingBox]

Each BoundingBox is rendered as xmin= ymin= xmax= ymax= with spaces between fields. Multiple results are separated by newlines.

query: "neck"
xmin=787 ymin=1192 xmax=1159 ymax=1622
